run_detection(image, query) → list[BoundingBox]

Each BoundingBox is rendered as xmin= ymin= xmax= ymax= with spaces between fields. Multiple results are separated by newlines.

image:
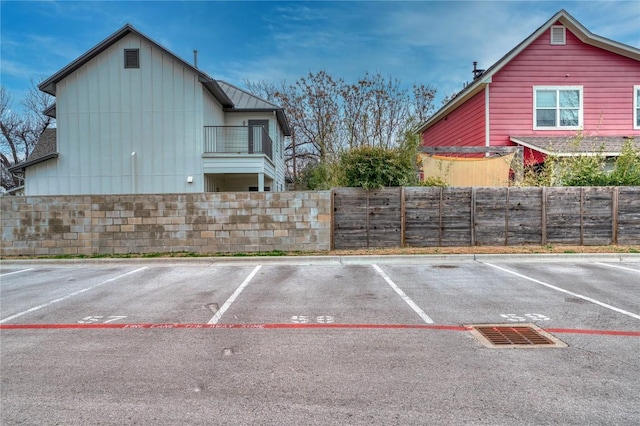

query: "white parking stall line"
xmin=0 ymin=268 xmax=34 ymax=277
xmin=483 ymin=262 xmax=640 ymax=321
xmin=372 ymin=264 xmax=434 ymax=324
xmin=595 ymin=262 xmax=640 ymax=273
xmin=208 ymin=265 xmax=262 ymax=325
xmin=0 ymin=267 xmax=148 ymax=324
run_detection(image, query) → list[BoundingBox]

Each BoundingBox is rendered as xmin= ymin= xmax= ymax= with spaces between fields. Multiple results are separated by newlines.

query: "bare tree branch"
xmin=0 ymin=80 xmax=54 ymax=191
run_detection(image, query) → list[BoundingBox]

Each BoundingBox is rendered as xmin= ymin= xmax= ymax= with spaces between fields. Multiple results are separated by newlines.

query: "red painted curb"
xmin=1 ymin=323 xmax=638 ymax=336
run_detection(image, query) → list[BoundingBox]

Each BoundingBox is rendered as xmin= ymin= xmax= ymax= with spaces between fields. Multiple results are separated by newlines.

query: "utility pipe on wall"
xmin=131 ymin=152 xmax=137 ymax=193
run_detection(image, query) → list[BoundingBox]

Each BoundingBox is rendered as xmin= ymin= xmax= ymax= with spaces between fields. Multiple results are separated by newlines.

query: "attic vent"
xmin=550 ymin=26 xmax=566 ymax=45
xmin=124 ymin=49 xmax=140 ymax=68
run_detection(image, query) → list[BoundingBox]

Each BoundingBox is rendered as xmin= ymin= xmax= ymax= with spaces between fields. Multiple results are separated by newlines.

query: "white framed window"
xmin=634 ymin=86 xmax=640 ymax=130
xmin=533 ymin=86 xmax=583 ymax=130
xmin=550 ymin=26 xmax=566 ymax=45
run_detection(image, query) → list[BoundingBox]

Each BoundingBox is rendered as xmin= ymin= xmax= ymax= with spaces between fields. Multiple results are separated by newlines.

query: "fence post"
xmin=612 ymin=187 xmax=619 ymax=245
xmin=330 ymin=189 xmax=335 ymax=250
xmin=541 ymin=187 xmax=547 ymax=245
xmin=400 ymin=187 xmax=406 ymax=247
xmin=580 ymin=187 xmax=585 ymax=246
xmin=366 ymin=189 xmax=370 ymax=248
xmin=505 ymin=187 xmax=510 ymax=246
xmin=470 ymin=187 xmax=476 ymax=246
xmin=439 ymin=187 xmax=443 ymax=246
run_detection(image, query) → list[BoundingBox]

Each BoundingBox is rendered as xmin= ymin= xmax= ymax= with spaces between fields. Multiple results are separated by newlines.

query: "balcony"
xmin=204 ymin=126 xmax=273 ymax=161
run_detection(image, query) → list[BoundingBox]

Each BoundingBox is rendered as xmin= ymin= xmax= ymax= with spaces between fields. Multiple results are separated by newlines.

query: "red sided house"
xmin=416 ymin=9 xmax=640 ymax=184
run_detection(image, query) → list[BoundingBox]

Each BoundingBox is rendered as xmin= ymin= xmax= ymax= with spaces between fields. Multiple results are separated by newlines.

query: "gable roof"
xmin=38 ymin=24 xmax=233 ymax=108
xmin=416 ymin=9 xmax=640 ymax=135
xmin=217 ymin=81 xmax=292 ymax=136
xmin=8 ymin=128 xmax=58 ymax=172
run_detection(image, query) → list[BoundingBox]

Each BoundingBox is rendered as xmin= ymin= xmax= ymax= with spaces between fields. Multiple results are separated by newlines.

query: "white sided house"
xmin=11 ymin=24 xmax=291 ymax=195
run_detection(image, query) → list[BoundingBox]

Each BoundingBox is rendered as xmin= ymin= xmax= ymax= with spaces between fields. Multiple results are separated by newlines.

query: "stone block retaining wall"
xmin=1 ymin=192 xmax=332 ymax=256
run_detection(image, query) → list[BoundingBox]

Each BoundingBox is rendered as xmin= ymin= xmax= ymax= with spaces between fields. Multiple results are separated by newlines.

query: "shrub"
xmin=339 ymin=145 xmax=416 ymax=189
xmin=519 ymin=140 xmax=640 ymax=187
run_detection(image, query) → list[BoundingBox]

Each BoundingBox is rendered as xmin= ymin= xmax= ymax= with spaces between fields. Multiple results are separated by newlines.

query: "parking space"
xmin=222 ymin=265 xmax=427 ymax=325
xmin=1 ymin=255 xmax=639 ymax=424
xmin=379 ymin=260 xmax=640 ymax=331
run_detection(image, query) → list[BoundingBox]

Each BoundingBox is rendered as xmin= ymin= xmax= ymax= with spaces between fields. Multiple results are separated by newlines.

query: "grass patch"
xmin=3 ymin=245 xmax=639 ymax=261
xmin=142 ymin=252 xmax=163 ymax=258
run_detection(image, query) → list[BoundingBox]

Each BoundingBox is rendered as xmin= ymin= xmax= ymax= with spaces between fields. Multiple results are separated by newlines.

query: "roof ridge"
xmin=415 ymin=9 xmax=640 ymax=134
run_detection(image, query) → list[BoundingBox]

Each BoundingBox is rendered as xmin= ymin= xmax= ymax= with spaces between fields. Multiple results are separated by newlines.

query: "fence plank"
xmin=546 ymin=188 xmax=582 ymax=244
xmin=368 ymin=188 xmax=403 ymax=248
xmin=617 ymin=187 xmax=640 ymax=245
xmin=333 ymin=188 xmax=369 ymax=249
xmin=582 ymin=187 xmax=614 ymax=245
xmin=441 ymin=188 xmax=473 ymax=246
xmin=508 ymin=187 xmax=544 ymax=245
xmin=404 ymin=187 xmax=442 ymax=247
xmin=475 ymin=187 xmax=508 ymax=246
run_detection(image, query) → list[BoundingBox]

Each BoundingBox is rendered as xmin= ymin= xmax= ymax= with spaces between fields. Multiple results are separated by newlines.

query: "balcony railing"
xmin=204 ymin=126 xmax=273 ymax=161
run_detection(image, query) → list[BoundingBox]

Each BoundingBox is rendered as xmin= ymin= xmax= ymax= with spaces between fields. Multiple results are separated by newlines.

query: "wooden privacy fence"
xmin=332 ymin=187 xmax=640 ymax=249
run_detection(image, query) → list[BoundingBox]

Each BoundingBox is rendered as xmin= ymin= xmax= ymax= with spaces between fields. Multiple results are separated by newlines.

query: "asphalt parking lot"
xmin=1 ymin=254 xmax=639 ymax=425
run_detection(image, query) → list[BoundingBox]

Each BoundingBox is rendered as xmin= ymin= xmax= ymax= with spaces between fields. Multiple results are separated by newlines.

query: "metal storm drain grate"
xmin=467 ymin=324 xmax=567 ymax=348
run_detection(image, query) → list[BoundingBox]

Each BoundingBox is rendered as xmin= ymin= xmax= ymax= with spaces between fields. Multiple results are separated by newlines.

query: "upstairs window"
xmin=550 ymin=25 xmax=566 ymax=45
xmin=534 ymin=86 xmax=583 ymax=130
xmin=124 ymin=49 xmax=140 ymax=68
xmin=635 ymin=86 xmax=640 ymax=129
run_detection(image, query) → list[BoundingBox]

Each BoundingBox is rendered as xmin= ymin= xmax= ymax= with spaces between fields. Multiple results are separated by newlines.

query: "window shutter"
xmin=550 ymin=26 xmax=566 ymax=45
xmin=124 ymin=49 xmax=140 ymax=68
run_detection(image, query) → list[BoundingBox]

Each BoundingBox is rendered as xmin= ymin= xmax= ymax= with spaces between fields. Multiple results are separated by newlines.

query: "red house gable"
xmin=417 ymin=9 xmax=640 ymax=165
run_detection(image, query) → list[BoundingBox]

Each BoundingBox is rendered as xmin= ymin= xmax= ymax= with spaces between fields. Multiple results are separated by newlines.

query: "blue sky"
xmin=1 ymin=1 xmax=639 ymax=112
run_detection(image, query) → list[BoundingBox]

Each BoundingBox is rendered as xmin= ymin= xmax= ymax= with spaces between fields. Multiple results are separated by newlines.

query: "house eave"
xmin=414 ymin=82 xmax=488 ymax=134
xmin=201 ymin=79 xmax=234 ymax=108
xmin=43 ymin=103 xmax=56 ymax=118
xmin=510 ymin=136 xmax=636 ymax=157
xmin=38 ymin=24 xmax=236 ymax=109
xmin=38 ymin=24 xmax=136 ymax=96
xmin=8 ymin=153 xmax=59 ymax=173
xmin=415 ymin=9 xmax=640 ymax=136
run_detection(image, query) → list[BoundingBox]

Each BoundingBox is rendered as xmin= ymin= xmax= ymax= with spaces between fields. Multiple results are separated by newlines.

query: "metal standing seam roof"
xmin=217 ymin=81 xmax=280 ymax=109
xmin=217 ymin=81 xmax=292 ymax=136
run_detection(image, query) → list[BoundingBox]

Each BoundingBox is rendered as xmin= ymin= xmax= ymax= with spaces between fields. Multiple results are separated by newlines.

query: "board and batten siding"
xmin=203 ymin=89 xmax=225 ymax=126
xmin=489 ymin=25 xmax=640 ymax=147
xmin=421 ymin=89 xmax=486 ymax=153
xmin=26 ymin=32 xmax=225 ymax=195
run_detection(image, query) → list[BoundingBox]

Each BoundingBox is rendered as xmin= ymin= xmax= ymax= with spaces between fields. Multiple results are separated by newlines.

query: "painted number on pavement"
xmin=78 ymin=316 xmax=128 ymax=324
xmin=290 ymin=315 xmax=335 ymax=324
xmin=500 ymin=313 xmax=550 ymax=322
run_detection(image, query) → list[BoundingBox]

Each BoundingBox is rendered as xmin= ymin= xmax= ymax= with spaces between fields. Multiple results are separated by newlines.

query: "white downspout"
xmin=485 ymin=84 xmax=491 ymax=156
xmin=131 ymin=152 xmax=137 ymax=193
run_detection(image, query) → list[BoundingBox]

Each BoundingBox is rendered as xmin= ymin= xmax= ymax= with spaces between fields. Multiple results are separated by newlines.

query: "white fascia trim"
xmin=634 ymin=85 xmax=640 ymax=130
xmin=485 ymin=85 xmax=491 ymax=150
xmin=510 ymin=137 xmax=554 ymax=156
xmin=510 ymin=137 xmax=621 ymax=157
